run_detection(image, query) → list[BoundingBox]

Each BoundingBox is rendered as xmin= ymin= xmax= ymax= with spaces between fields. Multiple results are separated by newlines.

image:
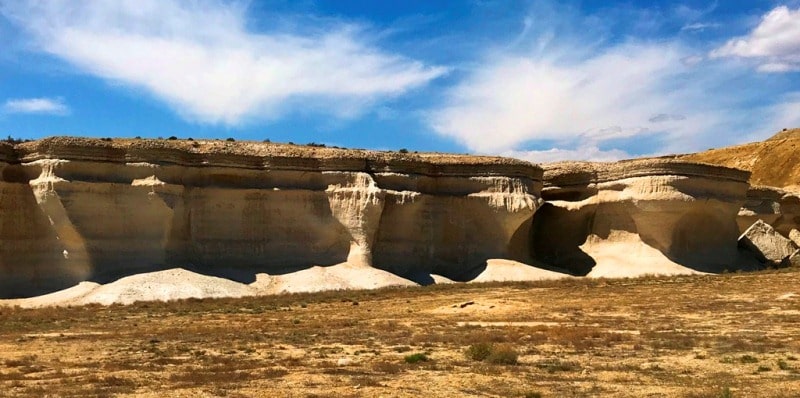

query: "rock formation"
xmin=738 ymin=220 xmax=799 ymax=266
xmin=0 ymin=137 xmax=774 ymax=305
xmin=0 ymin=137 xmax=541 ymax=298
xmin=790 ymin=229 xmax=800 ymax=247
xmin=534 ymin=159 xmax=754 ymax=277
xmin=737 ymin=186 xmax=800 ymax=236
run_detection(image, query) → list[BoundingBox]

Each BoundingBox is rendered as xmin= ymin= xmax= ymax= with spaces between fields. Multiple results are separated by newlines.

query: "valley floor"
xmin=1 ymin=269 xmax=799 ymax=397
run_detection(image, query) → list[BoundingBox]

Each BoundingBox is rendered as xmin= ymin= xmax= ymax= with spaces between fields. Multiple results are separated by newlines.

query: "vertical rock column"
xmin=326 ymin=172 xmax=385 ymax=267
xmin=27 ymin=159 xmax=92 ymax=285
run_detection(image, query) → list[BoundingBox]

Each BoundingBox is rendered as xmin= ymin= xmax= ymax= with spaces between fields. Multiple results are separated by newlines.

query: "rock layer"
xmin=737 ymin=186 xmax=800 ymax=236
xmin=0 ymin=138 xmax=542 ymax=298
xmin=0 ymin=137 xmax=766 ymax=303
xmin=535 ymin=159 xmax=753 ymax=276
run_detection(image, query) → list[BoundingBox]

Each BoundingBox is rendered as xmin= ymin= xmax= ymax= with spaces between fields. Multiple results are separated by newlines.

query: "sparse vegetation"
xmin=465 ymin=342 xmax=493 ymax=361
xmin=740 ymin=355 xmax=759 ymax=364
xmin=465 ymin=342 xmax=518 ymax=365
xmin=226 ymin=137 xmax=235 ymax=142
xmin=403 ymin=353 xmax=429 ymax=364
xmin=0 ymin=269 xmax=799 ymax=396
xmin=3 ymin=135 xmax=31 ymax=144
xmin=535 ymin=358 xmax=580 ymax=372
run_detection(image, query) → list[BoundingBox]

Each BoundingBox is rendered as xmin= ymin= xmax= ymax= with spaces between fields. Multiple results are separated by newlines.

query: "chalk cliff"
xmin=0 ymin=137 xmax=542 ymax=298
xmin=534 ymin=159 xmax=754 ymax=277
xmin=0 ymin=137 xmax=771 ymax=304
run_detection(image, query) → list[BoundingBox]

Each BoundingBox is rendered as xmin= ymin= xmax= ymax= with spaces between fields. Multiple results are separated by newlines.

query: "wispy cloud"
xmin=2 ymin=97 xmax=69 ymax=115
xmin=429 ymin=41 xmax=737 ymax=158
xmin=711 ymin=5 xmax=800 ymax=72
xmin=0 ymin=0 xmax=446 ymax=124
xmin=503 ymin=146 xmax=631 ymax=163
xmin=681 ymin=22 xmax=720 ymax=32
xmin=427 ymin=3 xmax=785 ymax=162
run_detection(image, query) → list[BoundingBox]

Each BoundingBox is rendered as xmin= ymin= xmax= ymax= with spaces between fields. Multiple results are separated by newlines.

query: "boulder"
xmin=738 ymin=220 xmax=799 ymax=265
xmin=790 ymin=229 xmax=800 ymax=247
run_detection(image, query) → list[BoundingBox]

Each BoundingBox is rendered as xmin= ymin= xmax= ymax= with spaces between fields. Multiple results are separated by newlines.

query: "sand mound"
xmin=251 ymin=263 xmax=417 ymax=294
xmin=74 ymin=268 xmax=256 ymax=305
xmin=584 ymin=241 xmax=704 ymax=278
xmin=5 ymin=281 xmax=101 ymax=308
xmin=470 ymin=259 xmax=572 ymax=283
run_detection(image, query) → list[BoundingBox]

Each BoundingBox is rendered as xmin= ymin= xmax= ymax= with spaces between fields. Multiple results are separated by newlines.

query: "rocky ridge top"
xmin=681 ymin=128 xmax=800 ymax=188
xmin=0 ymin=137 xmax=541 ymax=179
xmin=543 ymin=158 xmax=751 ymax=188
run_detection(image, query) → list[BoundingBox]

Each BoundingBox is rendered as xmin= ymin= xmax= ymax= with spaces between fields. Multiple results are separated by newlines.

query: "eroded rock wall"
xmin=738 ymin=186 xmax=800 ymax=236
xmin=0 ymin=138 xmax=543 ymax=297
xmin=0 ymin=137 xmax=765 ymax=301
xmin=535 ymin=159 xmax=753 ymax=276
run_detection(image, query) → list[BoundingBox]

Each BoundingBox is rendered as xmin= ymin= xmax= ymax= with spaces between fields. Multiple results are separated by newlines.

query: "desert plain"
xmin=1 ymin=268 xmax=799 ymax=398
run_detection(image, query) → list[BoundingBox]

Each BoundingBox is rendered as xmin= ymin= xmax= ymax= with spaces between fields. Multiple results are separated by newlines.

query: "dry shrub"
xmin=535 ymin=358 xmax=580 ymax=373
xmin=465 ymin=342 xmax=518 ymax=365
xmin=465 ymin=342 xmax=493 ymax=361
xmin=486 ymin=343 xmax=518 ymax=365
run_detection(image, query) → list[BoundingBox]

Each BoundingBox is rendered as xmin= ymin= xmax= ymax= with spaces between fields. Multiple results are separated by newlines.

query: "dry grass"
xmin=1 ymin=268 xmax=800 ymax=397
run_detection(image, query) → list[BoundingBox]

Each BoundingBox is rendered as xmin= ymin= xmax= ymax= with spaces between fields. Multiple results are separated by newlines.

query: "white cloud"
xmin=681 ymin=22 xmax=720 ymax=32
xmin=765 ymin=92 xmax=800 ymax=132
xmin=428 ymin=38 xmax=737 ymax=160
xmin=2 ymin=97 xmax=69 ymax=115
xmin=1 ymin=0 xmax=446 ymax=124
xmin=711 ymin=6 xmax=800 ymax=72
xmin=503 ymin=146 xmax=631 ymax=164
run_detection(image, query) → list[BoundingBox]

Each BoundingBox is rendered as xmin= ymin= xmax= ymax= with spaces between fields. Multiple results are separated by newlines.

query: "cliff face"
xmin=535 ymin=159 xmax=753 ymax=277
xmin=738 ymin=186 xmax=800 ymax=236
xmin=0 ymin=138 xmax=542 ymax=298
xmin=0 ymin=137 xmax=769 ymax=303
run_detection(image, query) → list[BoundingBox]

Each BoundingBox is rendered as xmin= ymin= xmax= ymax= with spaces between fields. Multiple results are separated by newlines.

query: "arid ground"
xmin=1 ymin=269 xmax=799 ymax=398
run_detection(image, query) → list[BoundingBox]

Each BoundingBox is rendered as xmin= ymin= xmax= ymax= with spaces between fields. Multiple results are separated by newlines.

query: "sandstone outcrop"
xmin=738 ymin=220 xmax=799 ymax=266
xmin=0 ymin=137 xmax=542 ymax=298
xmin=737 ymin=186 xmax=800 ymax=236
xmin=0 ymin=137 xmax=769 ymax=305
xmin=534 ymin=159 xmax=754 ymax=277
xmin=790 ymin=229 xmax=800 ymax=247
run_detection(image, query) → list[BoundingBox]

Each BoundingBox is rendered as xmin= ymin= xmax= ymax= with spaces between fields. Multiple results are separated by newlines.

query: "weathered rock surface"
xmin=0 ymin=137 xmax=543 ymax=298
xmin=738 ymin=220 xmax=799 ymax=266
xmin=737 ymin=186 xmax=800 ymax=236
xmin=0 ymin=137 xmax=767 ymax=304
xmin=790 ymin=229 xmax=800 ymax=247
xmin=535 ymin=159 xmax=754 ymax=276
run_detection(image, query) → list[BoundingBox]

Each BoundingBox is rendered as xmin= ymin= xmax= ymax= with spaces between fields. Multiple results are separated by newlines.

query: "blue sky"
xmin=2 ymin=0 xmax=800 ymax=162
